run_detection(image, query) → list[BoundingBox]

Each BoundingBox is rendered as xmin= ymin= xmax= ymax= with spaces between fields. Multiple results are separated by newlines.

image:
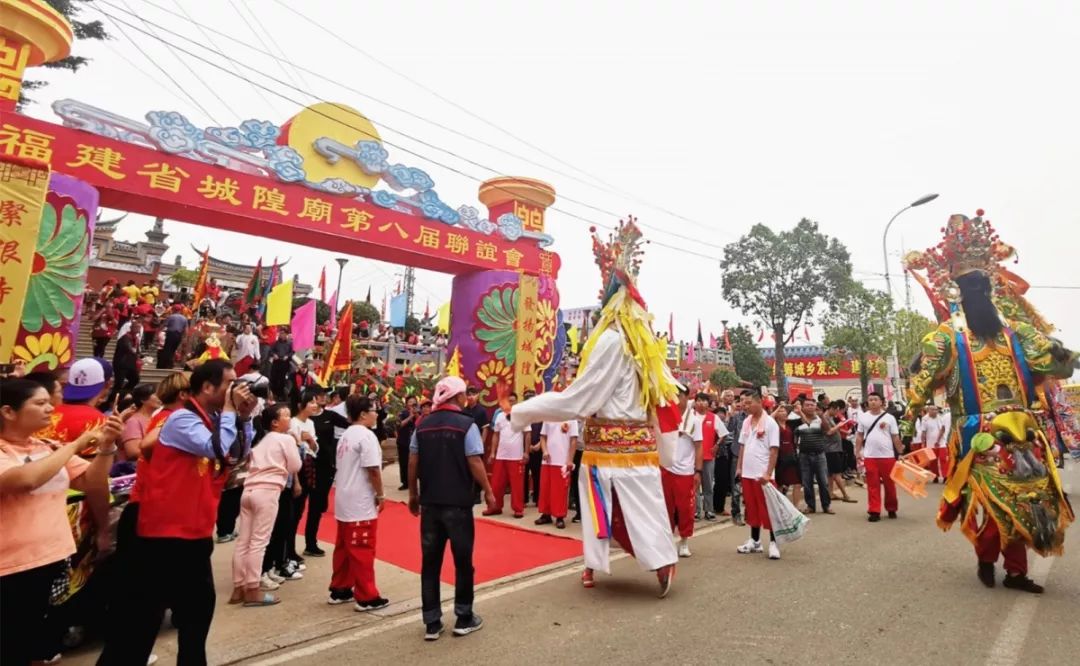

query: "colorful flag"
xmin=445 ymin=346 xmax=462 ymax=378
xmin=424 ymin=299 xmax=430 ymax=320
xmin=389 ymin=293 xmax=407 ymax=327
xmin=696 ymin=320 xmax=704 ymax=346
xmin=687 ymin=342 xmax=696 ymax=364
xmin=724 ymin=328 xmax=732 ymax=351
xmin=290 ymin=299 xmax=316 ymax=352
xmin=265 ymin=279 xmax=294 ymax=326
xmin=436 ymin=302 xmax=451 ymax=333
xmin=365 ymin=286 xmax=371 ymax=303
xmin=319 ymin=301 xmax=354 ymax=386
xmin=243 ymin=258 xmax=263 ymax=306
xmin=328 ymin=289 xmax=339 ymax=316
xmin=318 ymin=267 xmax=326 ymax=304
xmin=668 ymin=313 xmax=674 ymax=340
xmin=258 ymin=257 xmax=279 ymax=318
xmin=709 ymin=332 xmax=717 ymax=349
xmin=191 ymin=247 xmax=210 ymax=309
xmin=567 ymin=326 xmax=581 ymax=354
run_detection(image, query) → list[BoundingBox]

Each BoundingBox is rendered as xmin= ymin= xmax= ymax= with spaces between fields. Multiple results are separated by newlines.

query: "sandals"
xmin=243 ymin=593 xmax=281 ymax=607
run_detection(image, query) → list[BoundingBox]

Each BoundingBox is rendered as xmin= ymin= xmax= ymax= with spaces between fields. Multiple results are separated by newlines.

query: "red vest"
xmin=136 ymin=406 xmax=227 ymax=540
xmin=701 ymin=411 xmax=718 ymax=461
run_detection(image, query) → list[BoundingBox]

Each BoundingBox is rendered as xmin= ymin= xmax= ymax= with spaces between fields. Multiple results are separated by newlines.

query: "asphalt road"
xmin=245 ymin=464 xmax=1080 ymax=666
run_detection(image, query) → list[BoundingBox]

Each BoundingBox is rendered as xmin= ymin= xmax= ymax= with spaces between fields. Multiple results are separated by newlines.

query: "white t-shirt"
xmin=334 ymin=425 xmax=382 ymax=522
xmin=857 ymin=411 xmax=899 ymax=458
xmin=541 ymin=420 xmax=579 ymax=467
xmin=666 ymin=408 xmax=702 ymax=476
xmin=738 ymin=413 xmax=780 ymax=479
xmin=290 ymin=417 xmax=317 ymax=458
xmin=917 ymin=414 xmax=949 ymax=448
xmin=493 ymin=412 xmax=525 ymax=460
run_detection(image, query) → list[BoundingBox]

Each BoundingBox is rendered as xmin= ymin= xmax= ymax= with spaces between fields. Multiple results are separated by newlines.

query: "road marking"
xmin=246 ymin=521 xmax=734 ymax=665
xmin=984 ymin=549 xmax=1057 ymax=666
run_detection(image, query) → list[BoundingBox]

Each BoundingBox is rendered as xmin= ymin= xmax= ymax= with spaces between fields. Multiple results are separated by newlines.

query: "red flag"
xmin=668 ymin=313 xmax=674 ymax=340
xmin=424 ymin=299 xmax=430 ymax=320
xmin=319 ymin=301 xmax=354 ymax=385
xmin=709 ymin=333 xmax=717 ymax=349
xmin=757 ymin=329 xmax=764 ymax=343
xmin=688 ymin=342 xmax=696 ymax=364
xmin=318 ymin=266 xmax=327 ymax=303
xmin=191 ymin=247 xmax=210 ymax=309
xmin=724 ymin=329 xmax=732 ymax=351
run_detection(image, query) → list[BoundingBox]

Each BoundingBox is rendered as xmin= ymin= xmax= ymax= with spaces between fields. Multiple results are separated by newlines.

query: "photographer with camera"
xmin=99 ymin=359 xmax=256 ymax=666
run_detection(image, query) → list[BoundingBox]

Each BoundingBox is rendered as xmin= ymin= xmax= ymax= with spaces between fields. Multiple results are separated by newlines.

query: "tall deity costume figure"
xmin=902 ymin=210 xmax=1077 ymax=593
xmin=509 ymin=218 xmax=681 ymax=596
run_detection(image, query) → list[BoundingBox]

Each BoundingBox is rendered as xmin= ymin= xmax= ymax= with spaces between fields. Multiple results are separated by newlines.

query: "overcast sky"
xmin=31 ymin=0 xmax=1080 ymax=349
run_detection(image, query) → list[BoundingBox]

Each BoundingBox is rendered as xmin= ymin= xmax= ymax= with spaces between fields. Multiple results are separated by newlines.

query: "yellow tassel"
xmin=581 ymin=450 xmax=659 ymax=468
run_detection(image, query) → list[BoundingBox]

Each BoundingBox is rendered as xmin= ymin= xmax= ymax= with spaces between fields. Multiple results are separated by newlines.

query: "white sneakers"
xmin=677 ymin=540 xmax=692 ymax=558
xmin=736 ymin=538 xmax=763 ymax=554
xmin=259 ymin=573 xmax=281 ymax=590
xmin=768 ymin=542 xmax=781 ymax=560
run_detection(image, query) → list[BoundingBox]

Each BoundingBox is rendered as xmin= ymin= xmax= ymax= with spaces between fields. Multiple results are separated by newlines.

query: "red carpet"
xmin=297 ymin=490 xmax=582 ymax=584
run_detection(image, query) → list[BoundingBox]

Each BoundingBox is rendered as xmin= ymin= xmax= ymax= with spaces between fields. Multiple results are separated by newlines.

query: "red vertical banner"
xmin=191 ymin=247 xmax=210 ymax=309
xmin=0 ymin=157 xmax=50 ymax=363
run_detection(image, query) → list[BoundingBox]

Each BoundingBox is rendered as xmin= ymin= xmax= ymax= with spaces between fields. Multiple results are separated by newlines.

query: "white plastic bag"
xmin=763 ymin=484 xmax=810 ymax=545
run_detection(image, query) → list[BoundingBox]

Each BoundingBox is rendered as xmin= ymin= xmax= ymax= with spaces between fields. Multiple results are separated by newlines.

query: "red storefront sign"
xmin=0 ymin=113 xmax=560 ymax=277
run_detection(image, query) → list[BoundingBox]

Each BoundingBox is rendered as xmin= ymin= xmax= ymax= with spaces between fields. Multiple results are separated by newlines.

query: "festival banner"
xmin=243 ymin=257 xmax=263 ymax=306
xmin=514 ymin=273 xmax=541 ymax=398
xmin=389 ymin=292 xmax=407 ymax=328
xmin=766 ymin=355 xmax=886 ymax=381
xmin=319 ymin=301 xmax=353 ymax=385
xmin=191 ymin=247 xmax=210 ymax=309
xmin=436 ymin=302 xmax=451 ymax=333
xmin=0 ymin=157 xmax=50 ymax=363
xmin=0 ymin=113 xmax=560 ymax=278
xmin=265 ymin=279 xmax=293 ymax=326
xmin=290 ymin=299 xmax=316 ymax=352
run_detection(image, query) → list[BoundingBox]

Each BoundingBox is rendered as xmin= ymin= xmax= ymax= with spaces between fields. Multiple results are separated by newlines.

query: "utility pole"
xmin=403 ymin=266 xmax=416 ymax=318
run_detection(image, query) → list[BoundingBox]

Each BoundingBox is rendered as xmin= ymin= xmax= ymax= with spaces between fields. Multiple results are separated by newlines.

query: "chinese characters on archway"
xmin=0 ymin=118 xmax=558 ymax=277
xmin=767 ymin=356 xmax=886 ymax=380
xmin=0 ymin=158 xmax=49 ymax=362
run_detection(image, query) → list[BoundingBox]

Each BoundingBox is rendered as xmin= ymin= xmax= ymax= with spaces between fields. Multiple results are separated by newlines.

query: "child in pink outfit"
xmin=231 ymin=404 xmax=301 ymax=605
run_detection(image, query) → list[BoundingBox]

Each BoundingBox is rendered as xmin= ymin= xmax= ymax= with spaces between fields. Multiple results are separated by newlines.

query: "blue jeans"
xmin=420 ymin=505 xmax=475 ymax=625
xmin=799 ymin=451 xmax=831 ymax=511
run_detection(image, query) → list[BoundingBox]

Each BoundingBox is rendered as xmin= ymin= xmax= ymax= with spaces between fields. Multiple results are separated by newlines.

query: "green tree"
xmin=822 ymin=284 xmax=894 ymax=397
xmin=728 ymin=324 xmax=772 ymax=388
xmin=893 ymin=308 xmax=937 ymax=377
xmin=404 ymin=315 xmax=421 ymax=335
xmin=709 ymin=367 xmax=742 ymax=391
xmin=18 ymin=1 xmax=108 ymax=109
xmin=721 ymin=219 xmax=852 ymax=393
xmin=169 ymin=267 xmax=198 ymax=289
xmin=350 ymin=300 xmax=381 ymax=327
xmin=293 ymin=297 xmax=330 ymax=325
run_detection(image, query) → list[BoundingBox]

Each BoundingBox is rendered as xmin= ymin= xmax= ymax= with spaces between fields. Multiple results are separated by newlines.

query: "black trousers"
xmin=158 ymin=330 xmax=182 ymax=369
xmin=92 ymin=337 xmax=109 ymax=358
xmin=270 ymin=360 xmax=290 ymax=402
xmin=568 ymin=448 xmax=584 ymax=512
xmin=289 ymin=481 xmax=309 ymax=560
xmin=420 ymin=505 xmax=475 ymax=625
xmin=0 ymin=559 xmax=65 ymax=666
xmin=397 ymin=439 xmax=410 ymax=487
xmin=97 ymin=537 xmax=215 ymax=666
xmin=109 ymin=365 xmax=139 ymax=403
xmin=714 ymin=455 xmax=733 ymax=512
xmin=216 ymin=486 xmax=243 ymax=538
xmin=523 ymin=449 xmax=543 ymax=503
xmin=305 ymin=466 xmax=335 ymax=551
xmin=263 ymin=489 xmax=293 ymax=573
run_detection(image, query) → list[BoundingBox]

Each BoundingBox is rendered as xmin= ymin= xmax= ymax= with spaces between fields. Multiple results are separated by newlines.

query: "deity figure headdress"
xmin=591 ymin=216 xmax=647 ymax=309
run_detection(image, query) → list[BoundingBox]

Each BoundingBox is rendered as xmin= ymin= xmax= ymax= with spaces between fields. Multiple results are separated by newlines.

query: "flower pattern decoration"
xmin=533 ymin=298 xmax=558 ymax=370
xmin=475 ymin=359 xmax=513 ymax=404
xmin=12 ymin=332 xmax=73 ymax=370
xmin=21 ymin=196 xmax=90 ymax=333
xmin=475 ymin=286 xmax=519 ymax=365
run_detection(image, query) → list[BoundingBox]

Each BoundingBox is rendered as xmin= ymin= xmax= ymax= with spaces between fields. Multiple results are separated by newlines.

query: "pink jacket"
xmin=244 ymin=432 xmax=302 ymax=492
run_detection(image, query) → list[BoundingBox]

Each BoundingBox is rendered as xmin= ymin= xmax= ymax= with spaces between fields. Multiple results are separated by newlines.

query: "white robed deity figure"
xmin=508 ymin=217 xmax=681 ymax=597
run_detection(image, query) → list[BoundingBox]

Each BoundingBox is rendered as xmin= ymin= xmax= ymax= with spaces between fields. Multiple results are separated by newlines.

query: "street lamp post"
xmin=334 ymin=257 xmax=348 ymax=315
xmin=881 ymin=193 xmax=938 ymax=401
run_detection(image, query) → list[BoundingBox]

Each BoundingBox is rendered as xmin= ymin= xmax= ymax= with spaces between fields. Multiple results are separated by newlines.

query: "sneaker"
xmin=327 ymin=588 xmax=353 ymax=605
xmin=398 ymin=484 xmax=408 ymax=491
xmin=513 ymin=513 xmax=524 ymax=519
xmin=277 ymin=564 xmax=303 ymax=581
xmin=303 ymin=546 xmax=326 ymax=557
xmin=694 ymin=512 xmax=701 ymax=521
xmin=265 ymin=569 xmax=285 ymax=583
xmin=43 ymin=654 xmax=61 ymax=665
xmin=656 ymin=565 xmax=675 ymax=598
xmin=555 ymin=518 xmax=566 ymax=529
xmin=768 ymin=542 xmax=781 ymax=560
xmin=868 ymin=513 xmax=881 ymax=522
xmin=147 ymin=656 xmax=159 ymax=666
xmin=424 ymin=621 xmax=444 ymax=641
xmin=571 ymin=513 xmax=581 ymax=524
xmin=887 ymin=511 xmax=898 ymax=519
xmin=260 ymin=573 xmax=281 ymax=590
xmin=289 ymin=559 xmax=307 ymax=572
xmin=704 ymin=512 xmax=716 ymax=521
xmin=733 ymin=516 xmax=745 ymax=527
xmin=736 ymin=538 xmax=763 ymax=554
xmin=355 ymin=597 xmax=390 ymax=611
xmin=977 ymin=562 xmax=996 ymax=588
xmin=677 ymin=540 xmax=692 ymax=558
xmin=453 ymin=613 xmax=484 ymax=636
xmin=534 ymin=515 xmax=553 ymax=525
xmin=581 ymin=568 xmax=595 ymax=588
xmin=1003 ymin=574 xmax=1044 ymax=594
xmin=215 ymin=533 xmax=236 ymax=544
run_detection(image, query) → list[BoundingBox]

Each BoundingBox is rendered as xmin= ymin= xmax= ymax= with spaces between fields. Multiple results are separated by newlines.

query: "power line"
xmin=92 ymin=6 xmax=726 ymax=263
xmin=118 ymin=0 xmax=233 ymax=123
xmin=267 ymin=0 xmax=725 ymax=237
xmin=101 ymin=39 xmax=192 ymax=107
xmin=129 ymin=0 xmax=740 ymax=244
xmin=226 ymin=0 xmax=307 ymax=92
xmin=171 ymin=0 xmax=283 ymax=117
xmin=99 ymin=11 xmax=219 ymax=124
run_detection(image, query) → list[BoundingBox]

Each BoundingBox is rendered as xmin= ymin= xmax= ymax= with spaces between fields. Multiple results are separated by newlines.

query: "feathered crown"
xmin=904 ymin=209 xmax=1015 ymax=303
xmin=591 ymin=216 xmax=646 ymax=307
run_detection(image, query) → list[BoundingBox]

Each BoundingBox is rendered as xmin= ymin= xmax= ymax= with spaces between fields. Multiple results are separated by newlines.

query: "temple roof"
xmin=191 ymin=245 xmax=291 ymax=272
